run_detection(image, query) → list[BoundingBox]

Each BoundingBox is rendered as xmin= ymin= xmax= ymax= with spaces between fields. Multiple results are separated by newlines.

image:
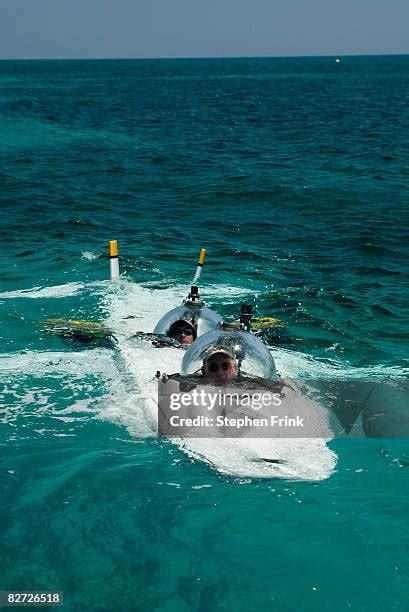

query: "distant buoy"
xmin=335 ymin=58 xmax=341 ymax=64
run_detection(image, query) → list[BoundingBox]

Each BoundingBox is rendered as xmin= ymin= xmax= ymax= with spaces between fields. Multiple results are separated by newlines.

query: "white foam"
xmin=0 ymin=347 xmax=122 ymax=427
xmin=0 ymin=280 xmax=110 ymax=300
xmin=0 ymin=282 xmax=86 ymax=300
xmin=1 ymin=278 xmax=343 ymax=479
xmin=81 ymin=251 xmax=99 ymax=261
xmin=274 ymin=347 xmax=408 ymax=379
xmin=0 ymin=348 xmax=116 ymax=377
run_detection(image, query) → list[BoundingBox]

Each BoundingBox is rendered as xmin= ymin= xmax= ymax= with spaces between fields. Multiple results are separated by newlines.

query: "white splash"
xmin=0 ymin=282 xmax=86 ymax=300
xmin=81 ymin=251 xmax=99 ymax=261
xmin=0 ymin=280 xmax=109 ymax=300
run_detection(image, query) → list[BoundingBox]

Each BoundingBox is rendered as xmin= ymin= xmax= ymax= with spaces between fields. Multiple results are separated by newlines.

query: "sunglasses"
xmin=208 ymin=362 xmax=234 ymax=372
xmin=175 ymin=328 xmax=193 ymax=336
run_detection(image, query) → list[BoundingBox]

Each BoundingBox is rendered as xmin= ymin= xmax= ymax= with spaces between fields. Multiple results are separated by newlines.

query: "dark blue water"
xmin=1 ymin=56 xmax=408 ymax=610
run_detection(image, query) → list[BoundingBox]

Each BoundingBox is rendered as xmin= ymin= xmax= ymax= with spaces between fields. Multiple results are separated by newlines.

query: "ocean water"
xmin=1 ymin=56 xmax=409 ymax=610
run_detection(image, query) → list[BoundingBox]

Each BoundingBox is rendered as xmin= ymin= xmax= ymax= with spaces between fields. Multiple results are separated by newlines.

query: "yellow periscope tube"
xmin=109 ymin=240 xmax=120 ymax=279
xmin=192 ymin=248 xmax=206 ymax=284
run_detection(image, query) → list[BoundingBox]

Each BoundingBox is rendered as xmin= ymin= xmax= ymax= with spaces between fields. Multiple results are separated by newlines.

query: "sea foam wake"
xmin=20 ymin=278 xmax=409 ymax=479
xmin=5 ymin=278 xmax=407 ymax=480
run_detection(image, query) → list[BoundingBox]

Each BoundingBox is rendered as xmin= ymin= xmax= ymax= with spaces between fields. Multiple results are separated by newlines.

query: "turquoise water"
xmin=1 ymin=56 xmax=409 ymax=610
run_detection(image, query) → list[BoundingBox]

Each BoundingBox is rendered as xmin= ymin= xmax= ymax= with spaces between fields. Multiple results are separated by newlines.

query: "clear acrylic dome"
xmin=180 ymin=329 xmax=276 ymax=379
xmin=153 ymin=305 xmax=222 ymax=339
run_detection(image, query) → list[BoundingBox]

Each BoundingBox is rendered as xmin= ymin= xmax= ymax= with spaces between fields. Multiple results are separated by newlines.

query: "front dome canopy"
xmin=153 ymin=305 xmax=222 ymax=339
xmin=180 ymin=329 xmax=276 ymax=379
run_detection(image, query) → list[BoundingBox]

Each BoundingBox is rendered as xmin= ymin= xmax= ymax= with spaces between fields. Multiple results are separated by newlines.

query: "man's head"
xmin=168 ymin=320 xmax=195 ymax=345
xmin=202 ymin=349 xmax=237 ymax=383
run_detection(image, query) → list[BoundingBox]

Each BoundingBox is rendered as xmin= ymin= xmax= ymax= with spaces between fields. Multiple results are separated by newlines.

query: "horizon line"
xmin=0 ymin=51 xmax=408 ymax=62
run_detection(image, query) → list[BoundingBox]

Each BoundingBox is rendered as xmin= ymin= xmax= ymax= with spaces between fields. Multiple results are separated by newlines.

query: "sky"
xmin=0 ymin=0 xmax=408 ymax=59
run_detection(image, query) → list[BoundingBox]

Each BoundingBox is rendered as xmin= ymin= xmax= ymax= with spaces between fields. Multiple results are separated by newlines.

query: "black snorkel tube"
xmin=220 ymin=303 xmax=253 ymax=334
xmin=184 ymin=249 xmax=206 ymax=306
xmin=184 ymin=284 xmax=204 ymax=309
xmin=240 ymin=304 xmax=252 ymax=332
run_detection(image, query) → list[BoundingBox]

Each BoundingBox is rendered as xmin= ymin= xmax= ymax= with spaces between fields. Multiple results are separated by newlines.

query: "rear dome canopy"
xmin=153 ymin=305 xmax=222 ymax=339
